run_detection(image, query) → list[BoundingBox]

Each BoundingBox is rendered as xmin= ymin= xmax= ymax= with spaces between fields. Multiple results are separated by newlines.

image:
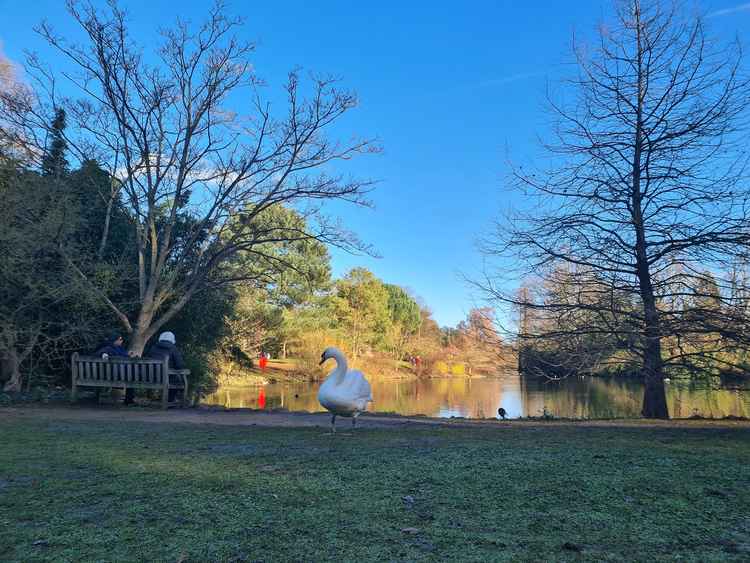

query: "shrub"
xmin=434 ymin=361 xmax=449 ymax=375
xmin=450 ymin=363 xmax=466 ymax=376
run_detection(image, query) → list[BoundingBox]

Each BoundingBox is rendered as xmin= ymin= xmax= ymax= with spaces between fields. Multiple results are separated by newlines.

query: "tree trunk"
xmin=1 ymin=349 xmax=22 ymax=392
xmin=642 ymin=362 xmax=668 ymax=416
xmin=128 ymin=329 xmax=149 ymax=357
xmin=128 ymin=310 xmax=156 ymax=357
xmin=633 ymin=253 xmax=669 ymax=418
xmin=97 ymin=188 xmax=116 ymax=260
xmin=126 ymin=295 xmax=165 ymax=357
xmin=124 ymin=280 xmax=199 ymax=358
xmin=639 ymin=293 xmax=669 ymax=417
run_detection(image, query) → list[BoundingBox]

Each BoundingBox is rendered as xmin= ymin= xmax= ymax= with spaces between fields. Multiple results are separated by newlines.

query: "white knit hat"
xmin=159 ymin=331 xmax=176 ymax=344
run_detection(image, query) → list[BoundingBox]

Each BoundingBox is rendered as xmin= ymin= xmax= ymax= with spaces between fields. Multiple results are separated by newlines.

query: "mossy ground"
xmin=1 ymin=411 xmax=749 ymax=562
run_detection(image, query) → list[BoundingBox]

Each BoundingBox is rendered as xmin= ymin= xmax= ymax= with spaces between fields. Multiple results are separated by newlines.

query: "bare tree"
xmin=0 ymin=1 xmax=378 ymax=354
xmin=479 ymin=0 xmax=750 ymax=418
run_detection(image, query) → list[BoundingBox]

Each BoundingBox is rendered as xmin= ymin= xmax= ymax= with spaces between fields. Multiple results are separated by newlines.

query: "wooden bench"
xmin=70 ymin=353 xmax=189 ymax=409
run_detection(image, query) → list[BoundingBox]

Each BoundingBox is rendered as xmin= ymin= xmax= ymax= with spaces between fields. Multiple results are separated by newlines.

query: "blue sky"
xmin=2 ymin=0 xmax=750 ymax=326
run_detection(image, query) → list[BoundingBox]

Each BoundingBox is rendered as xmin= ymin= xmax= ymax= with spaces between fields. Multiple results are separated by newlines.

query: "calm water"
xmin=203 ymin=371 xmax=750 ymax=419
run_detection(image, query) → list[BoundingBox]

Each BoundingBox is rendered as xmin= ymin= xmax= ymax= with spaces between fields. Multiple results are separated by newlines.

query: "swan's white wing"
xmin=344 ymin=369 xmax=372 ymax=402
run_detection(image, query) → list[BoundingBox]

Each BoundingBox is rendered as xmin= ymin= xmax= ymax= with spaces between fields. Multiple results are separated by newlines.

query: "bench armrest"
xmin=168 ymin=368 xmax=190 ymax=390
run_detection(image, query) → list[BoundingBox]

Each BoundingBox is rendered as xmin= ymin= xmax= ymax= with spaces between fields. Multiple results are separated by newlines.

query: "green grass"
xmin=1 ymin=415 xmax=749 ymax=562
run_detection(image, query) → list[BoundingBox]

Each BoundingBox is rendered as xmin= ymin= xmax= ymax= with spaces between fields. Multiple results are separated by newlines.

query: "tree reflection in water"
xmin=204 ymin=372 xmax=750 ymax=419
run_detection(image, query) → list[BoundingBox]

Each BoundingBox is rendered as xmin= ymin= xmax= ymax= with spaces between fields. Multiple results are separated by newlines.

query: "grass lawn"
xmin=1 ymin=412 xmax=749 ymax=561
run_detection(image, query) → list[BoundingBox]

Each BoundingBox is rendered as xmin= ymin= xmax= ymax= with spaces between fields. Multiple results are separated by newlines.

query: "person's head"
xmin=109 ymin=332 xmax=124 ymax=347
xmin=159 ymin=331 xmax=176 ymax=345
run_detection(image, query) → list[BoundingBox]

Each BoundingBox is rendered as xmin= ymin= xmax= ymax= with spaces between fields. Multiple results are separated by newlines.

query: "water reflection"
xmin=203 ymin=372 xmax=750 ymax=419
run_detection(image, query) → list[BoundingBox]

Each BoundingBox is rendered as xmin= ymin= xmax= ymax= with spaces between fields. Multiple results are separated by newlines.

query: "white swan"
xmin=317 ymin=347 xmax=372 ymax=433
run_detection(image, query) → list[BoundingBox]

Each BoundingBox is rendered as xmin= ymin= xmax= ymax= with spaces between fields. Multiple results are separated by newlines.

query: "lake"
xmin=203 ymin=371 xmax=750 ymax=419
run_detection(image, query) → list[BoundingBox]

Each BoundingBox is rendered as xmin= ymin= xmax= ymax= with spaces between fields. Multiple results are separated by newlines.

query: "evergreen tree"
xmin=334 ymin=268 xmax=390 ymax=359
xmin=41 ymin=108 xmax=68 ymax=179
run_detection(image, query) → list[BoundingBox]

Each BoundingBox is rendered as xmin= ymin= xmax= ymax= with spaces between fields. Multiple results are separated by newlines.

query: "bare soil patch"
xmin=2 ymin=404 xmax=748 ymax=430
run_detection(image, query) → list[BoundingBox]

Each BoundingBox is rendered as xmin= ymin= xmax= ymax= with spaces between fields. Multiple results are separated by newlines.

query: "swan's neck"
xmin=331 ymin=351 xmax=348 ymax=382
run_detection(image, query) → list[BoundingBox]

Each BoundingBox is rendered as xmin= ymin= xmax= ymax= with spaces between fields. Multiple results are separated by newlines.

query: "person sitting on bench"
xmin=94 ymin=332 xmax=129 ymax=359
xmin=145 ymin=332 xmax=186 ymax=403
xmin=90 ymin=332 xmax=129 ymax=403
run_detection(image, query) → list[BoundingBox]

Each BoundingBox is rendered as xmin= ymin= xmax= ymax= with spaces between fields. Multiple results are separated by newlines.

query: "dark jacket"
xmin=94 ymin=342 xmax=129 ymax=358
xmin=145 ymin=340 xmax=185 ymax=370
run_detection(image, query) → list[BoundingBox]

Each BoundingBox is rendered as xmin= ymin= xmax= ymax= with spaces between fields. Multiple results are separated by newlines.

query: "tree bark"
xmin=639 ymin=286 xmax=669 ymax=417
xmin=128 ymin=308 xmax=156 ymax=357
xmin=128 ymin=332 xmax=148 ymax=357
xmin=97 ymin=187 xmax=116 ymax=260
xmin=634 ymin=231 xmax=669 ymax=418
xmin=1 ymin=349 xmax=22 ymax=392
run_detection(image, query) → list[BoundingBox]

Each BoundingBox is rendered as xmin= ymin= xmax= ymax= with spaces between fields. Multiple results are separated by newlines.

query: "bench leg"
xmin=70 ymin=353 xmax=78 ymax=404
xmin=182 ymin=376 xmax=189 ymax=407
xmin=162 ymin=387 xmax=169 ymax=410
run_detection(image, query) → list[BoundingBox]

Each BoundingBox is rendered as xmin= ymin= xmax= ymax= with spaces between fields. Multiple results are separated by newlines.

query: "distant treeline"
xmin=515 ymin=265 xmax=750 ymax=382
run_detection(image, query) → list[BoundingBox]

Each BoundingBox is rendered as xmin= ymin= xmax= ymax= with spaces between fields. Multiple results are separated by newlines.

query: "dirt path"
xmin=2 ymin=405 xmax=749 ymax=430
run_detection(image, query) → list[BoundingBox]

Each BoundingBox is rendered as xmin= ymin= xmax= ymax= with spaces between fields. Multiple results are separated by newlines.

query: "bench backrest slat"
xmin=72 ymin=356 xmax=173 ymax=386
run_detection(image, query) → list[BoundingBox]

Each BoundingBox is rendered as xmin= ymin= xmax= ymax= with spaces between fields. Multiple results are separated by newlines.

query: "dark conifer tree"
xmin=41 ymin=108 xmax=68 ymax=179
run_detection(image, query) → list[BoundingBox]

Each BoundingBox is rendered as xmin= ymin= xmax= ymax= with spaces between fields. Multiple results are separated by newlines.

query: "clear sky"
xmin=2 ymin=0 xmax=750 ymax=326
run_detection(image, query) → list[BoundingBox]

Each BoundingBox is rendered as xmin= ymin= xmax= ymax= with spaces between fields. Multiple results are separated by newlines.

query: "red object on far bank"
xmin=258 ymin=387 xmax=266 ymax=409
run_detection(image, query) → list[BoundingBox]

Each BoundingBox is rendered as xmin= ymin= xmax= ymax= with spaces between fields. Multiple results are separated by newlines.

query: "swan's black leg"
xmin=331 ymin=414 xmax=336 ymax=433
xmin=352 ymin=416 xmax=356 ymax=429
